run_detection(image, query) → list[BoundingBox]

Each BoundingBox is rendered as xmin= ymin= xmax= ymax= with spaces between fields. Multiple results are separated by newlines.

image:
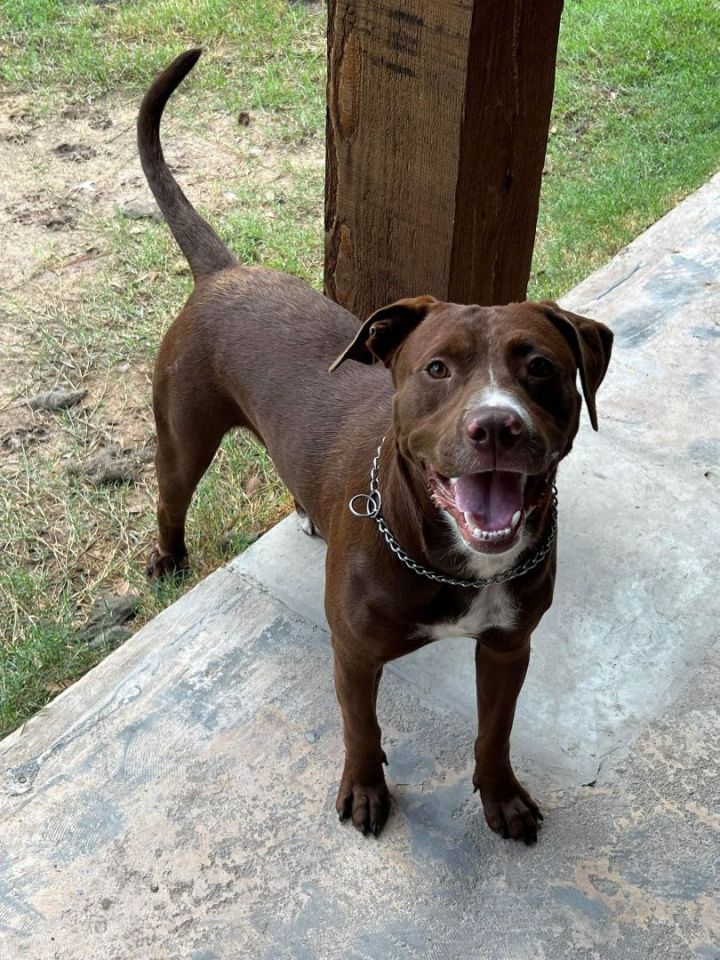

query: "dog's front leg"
xmin=332 ymin=640 xmax=390 ymax=836
xmin=472 ymin=636 xmax=543 ymax=844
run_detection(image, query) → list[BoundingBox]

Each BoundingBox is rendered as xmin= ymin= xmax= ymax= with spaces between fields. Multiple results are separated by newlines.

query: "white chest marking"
xmin=422 ymin=583 xmax=518 ymax=642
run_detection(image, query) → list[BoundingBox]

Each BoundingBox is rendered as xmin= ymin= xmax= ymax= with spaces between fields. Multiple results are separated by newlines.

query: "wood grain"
xmin=325 ymin=0 xmax=563 ymax=319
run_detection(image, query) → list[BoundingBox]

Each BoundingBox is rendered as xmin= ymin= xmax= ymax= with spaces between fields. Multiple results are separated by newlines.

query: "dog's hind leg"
xmin=147 ymin=368 xmax=241 ymax=579
xmin=147 ymin=416 xmax=223 ymax=579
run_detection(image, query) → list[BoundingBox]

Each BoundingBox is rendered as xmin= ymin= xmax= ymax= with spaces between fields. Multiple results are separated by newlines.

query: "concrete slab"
xmin=2 ymin=174 xmax=719 ymax=959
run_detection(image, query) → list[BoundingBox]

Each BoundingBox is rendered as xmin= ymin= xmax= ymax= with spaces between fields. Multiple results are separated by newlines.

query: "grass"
xmin=0 ymin=0 xmax=325 ymax=139
xmin=0 ymin=0 xmax=718 ymax=736
xmin=0 ymin=416 xmax=290 ymax=733
xmin=531 ymin=0 xmax=720 ymax=296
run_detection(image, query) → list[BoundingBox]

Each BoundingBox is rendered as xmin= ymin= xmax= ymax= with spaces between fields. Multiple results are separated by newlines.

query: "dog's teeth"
xmin=511 ymin=510 xmax=522 ymax=528
xmin=469 ymin=523 xmax=516 ymax=542
xmin=464 ymin=512 xmax=474 ymax=526
xmin=475 ymin=527 xmax=512 ymax=541
xmin=450 ymin=477 xmax=458 ymax=486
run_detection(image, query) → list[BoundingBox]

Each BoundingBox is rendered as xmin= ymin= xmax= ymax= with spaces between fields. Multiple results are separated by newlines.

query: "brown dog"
xmin=139 ymin=50 xmax=612 ymax=844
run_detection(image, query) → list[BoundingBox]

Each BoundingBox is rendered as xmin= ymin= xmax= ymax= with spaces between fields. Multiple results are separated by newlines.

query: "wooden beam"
xmin=325 ymin=0 xmax=564 ymax=319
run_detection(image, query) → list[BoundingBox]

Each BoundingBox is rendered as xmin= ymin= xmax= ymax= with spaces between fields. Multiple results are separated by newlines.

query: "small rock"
xmin=243 ymin=475 xmax=262 ymax=497
xmin=0 ymin=426 xmax=49 ymax=452
xmin=134 ymin=446 xmax=156 ymax=464
xmin=52 ymin=142 xmax=97 ymax=162
xmin=76 ymin=593 xmax=141 ymax=645
xmin=219 ymin=528 xmax=263 ymax=554
xmin=120 ymin=199 xmax=164 ymax=222
xmin=304 ymin=731 xmax=318 ymax=743
xmin=2 ymin=433 xmax=23 ymax=453
xmin=95 ymin=460 xmax=137 ymax=484
xmin=219 ymin=532 xmax=238 ymax=554
xmin=67 ymin=449 xmax=115 ymax=482
xmin=28 ymin=388 xmax=87 ymax=411
xmin=87 ymin=624 xmax=131 ymax=650
xmin=237 ymin=111 xmax=251 ymax=126
xmin=70 ymin=180 xmax=96 ymax=195
xmin=68 ymin=444 xmax=156 ymax=485
xmin=87 ymin=113 xmax=113 ymax=130
xmin=44 ymin=212 xmax=76 ymax=231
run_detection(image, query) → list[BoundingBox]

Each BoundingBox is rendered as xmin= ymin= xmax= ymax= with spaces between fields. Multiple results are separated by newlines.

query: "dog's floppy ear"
xmin=541 ymin=301 xmax=613 ymax=431
xmin=329 ymin=296 xmax=438 ymax=372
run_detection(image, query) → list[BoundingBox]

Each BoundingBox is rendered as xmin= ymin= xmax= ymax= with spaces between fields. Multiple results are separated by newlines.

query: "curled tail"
xmin=137 ymin=48 xmax=236 ymax=281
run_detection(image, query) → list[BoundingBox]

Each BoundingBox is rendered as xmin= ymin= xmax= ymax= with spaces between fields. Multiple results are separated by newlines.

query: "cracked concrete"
xmin=1 ymin=174 xmax=719 ymax=959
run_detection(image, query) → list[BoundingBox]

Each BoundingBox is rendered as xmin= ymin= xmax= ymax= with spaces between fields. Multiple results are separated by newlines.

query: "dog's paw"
xmin=146 ymin=545 xmax=188 ymax=580
xmin=336 ymin=773 xmax=391 ymax=837
xmin=474 ymin=776 xmax=543 ymax=845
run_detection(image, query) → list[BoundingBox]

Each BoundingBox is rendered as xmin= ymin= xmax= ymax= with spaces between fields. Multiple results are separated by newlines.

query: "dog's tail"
xmin=137 ymin=49 xmax=236 ymax=281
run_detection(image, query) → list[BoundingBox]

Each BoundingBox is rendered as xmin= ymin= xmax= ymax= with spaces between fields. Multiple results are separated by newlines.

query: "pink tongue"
xmin=454 ymin=472 xmax=524 ymax=531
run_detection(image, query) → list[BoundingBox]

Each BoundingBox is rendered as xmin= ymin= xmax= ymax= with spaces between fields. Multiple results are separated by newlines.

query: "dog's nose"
xmin=465 ymin=406 xmax=525 ymax=450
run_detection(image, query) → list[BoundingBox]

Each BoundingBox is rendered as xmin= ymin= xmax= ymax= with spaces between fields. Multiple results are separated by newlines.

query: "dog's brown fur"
xmin=139 ymin=50 xmax=613 ymax=843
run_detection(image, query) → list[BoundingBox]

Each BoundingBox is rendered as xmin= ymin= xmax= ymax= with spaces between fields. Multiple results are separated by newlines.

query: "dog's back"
xmin=138 ymin=50 xmax=392 ymax=533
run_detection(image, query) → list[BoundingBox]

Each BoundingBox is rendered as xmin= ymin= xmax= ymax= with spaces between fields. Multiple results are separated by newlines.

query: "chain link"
xmin=349 ymin=438 xmax=558 ymax=590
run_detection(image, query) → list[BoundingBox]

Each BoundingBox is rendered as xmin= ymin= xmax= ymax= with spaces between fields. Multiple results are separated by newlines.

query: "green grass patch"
xmin=0 ymin=577 xmax=107 ymax=735
xmin=531 ymin=0 xmax=720 ymax=296
xmin=0 ymin=0 xmax=325 ymax=138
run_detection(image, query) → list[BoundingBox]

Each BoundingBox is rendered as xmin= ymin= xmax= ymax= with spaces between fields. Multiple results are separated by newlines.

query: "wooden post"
xmin=325 ymin=0 xmax=564 ymax=319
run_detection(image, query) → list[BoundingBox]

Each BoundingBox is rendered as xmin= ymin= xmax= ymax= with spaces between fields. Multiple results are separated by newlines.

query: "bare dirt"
xmin=0 ymin=89 xmax=322 ymax=448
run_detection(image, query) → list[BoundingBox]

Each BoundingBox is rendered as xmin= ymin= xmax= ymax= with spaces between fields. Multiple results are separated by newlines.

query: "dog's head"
xmin=331 ymin=296 xmax=612 ymax=556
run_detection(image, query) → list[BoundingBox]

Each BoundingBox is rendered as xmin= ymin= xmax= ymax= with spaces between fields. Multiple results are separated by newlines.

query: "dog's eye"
xmin=426 ymin=360 xmax=450 ymax=380
xmin=527 ymin=357 xmax=554 ymax=379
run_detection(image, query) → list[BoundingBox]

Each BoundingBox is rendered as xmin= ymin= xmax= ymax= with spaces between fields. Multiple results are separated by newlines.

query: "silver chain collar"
xmin=349 ymin=438 xmax=558 ymax=590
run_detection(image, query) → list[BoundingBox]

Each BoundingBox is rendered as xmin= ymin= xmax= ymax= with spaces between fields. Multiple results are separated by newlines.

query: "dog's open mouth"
xmin=427 ymin=468 xmax=527 ymax=554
